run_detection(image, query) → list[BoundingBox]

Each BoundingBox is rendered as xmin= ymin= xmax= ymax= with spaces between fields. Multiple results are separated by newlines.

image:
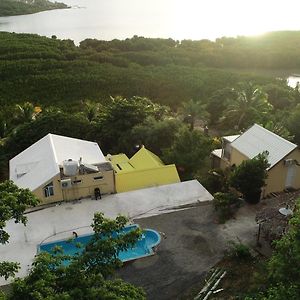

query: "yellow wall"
xmin=220 ymin=157 xmax=230 ymax=170
xmin=34 ymin=170 xmax=115 ymax=205
xmin=33 ymin=174 xmax=63 ymax=204
xmin=115 ymin=165 xmax=180 ymax=193
xmin=229 ymin=146 xmax=300 ymax=197
xmin=264 ymin=148 xmax=300 ymax=196
xmin=230 ymin=148 xmax=249 ymax=166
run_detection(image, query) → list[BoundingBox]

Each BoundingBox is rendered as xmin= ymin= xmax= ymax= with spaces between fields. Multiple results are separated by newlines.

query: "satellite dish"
xmin=279 ymin=207 xmax=293 ymax=216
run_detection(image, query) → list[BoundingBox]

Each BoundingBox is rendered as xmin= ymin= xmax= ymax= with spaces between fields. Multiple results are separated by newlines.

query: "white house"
xmin=9 ymin=134 xmax=115 ymax=204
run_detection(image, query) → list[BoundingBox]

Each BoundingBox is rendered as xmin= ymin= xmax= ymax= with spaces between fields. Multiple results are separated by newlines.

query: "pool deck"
xmin=0 ymin=180 xmax=213 ymax=286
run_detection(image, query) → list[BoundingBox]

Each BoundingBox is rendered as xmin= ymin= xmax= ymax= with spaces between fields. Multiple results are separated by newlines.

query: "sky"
xmin=1 ymin=0 xmax=300 ymax=43
xmin=168 ymin=0 xmax=300 ymax=40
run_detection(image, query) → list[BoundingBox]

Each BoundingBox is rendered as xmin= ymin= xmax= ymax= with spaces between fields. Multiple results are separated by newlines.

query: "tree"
xmin=246 ymin=200 xmax=300 ymax=300
xmin=81 ymin=100 xmax=102 ymax=123
xmin=179 ymin=99 xmax=208 ymax=131
xmin=9 ymin=213 xmax=145 ymax=300
xmin=0 ymin=180 xmax=39 ymax=280
xmin=123 ymin=117 xmax=183 ymax=156
xmin=262 ymin=83 xmax=294 ymax=110
xmin=222 ymin=82 xmax=272 ymax=130
xmin=229 ymin=152 xmax=270 ymax=204
xmin=93 ymin=96 xmax=167 ymax=154
xmin=206 ymin=87 xmax=236 ymax=125
xmin=14 ymin=102 xmax=40 ymax=124
xmin=287 ymin=104 xmax=300 ymax=145
xmin=163 ymin=127 xmax=212 ymax=180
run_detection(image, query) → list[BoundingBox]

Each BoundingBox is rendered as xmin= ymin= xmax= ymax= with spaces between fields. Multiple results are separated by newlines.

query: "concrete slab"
xmin=0 ymin=180 xmax=213 ymax=286
xmin=118 ymin=203 xmax=260 ymax=300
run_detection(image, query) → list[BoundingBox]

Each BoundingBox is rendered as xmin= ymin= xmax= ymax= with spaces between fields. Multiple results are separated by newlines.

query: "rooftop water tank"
xmin=63 ymin=159 xmax=78 ymax=176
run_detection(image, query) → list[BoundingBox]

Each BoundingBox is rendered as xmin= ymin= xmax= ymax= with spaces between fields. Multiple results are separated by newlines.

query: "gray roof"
xmin=230 ymin=124 xmax=297 ymax=169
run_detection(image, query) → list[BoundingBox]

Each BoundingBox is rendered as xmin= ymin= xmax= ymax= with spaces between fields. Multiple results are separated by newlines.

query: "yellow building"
xmin=9 ymin=134 xmax=115 ymax=205
xmin=211 ymin=124 xmax=300 ymax=197
xmin=107 ymin=146 xmax=180 ymax=193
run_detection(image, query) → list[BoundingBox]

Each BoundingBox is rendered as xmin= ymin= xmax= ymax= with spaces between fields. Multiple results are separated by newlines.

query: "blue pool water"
xmin=39 ymin=224 xmax=161 ymax=262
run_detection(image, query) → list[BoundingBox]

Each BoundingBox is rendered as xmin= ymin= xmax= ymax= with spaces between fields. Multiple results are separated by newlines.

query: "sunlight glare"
xmin=170 ymin=0 xmax=300 ymax=40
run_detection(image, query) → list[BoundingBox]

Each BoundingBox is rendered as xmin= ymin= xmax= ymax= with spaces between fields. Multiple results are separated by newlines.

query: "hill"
xmin=0 ymin=0 xmax=69 ymax=17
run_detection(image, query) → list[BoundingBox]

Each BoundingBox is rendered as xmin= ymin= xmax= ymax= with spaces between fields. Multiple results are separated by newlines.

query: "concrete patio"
xmin=119 ymin=202 xmax=260 ymax=299
xmin=0 ymin=180 xmax=213 ymax=286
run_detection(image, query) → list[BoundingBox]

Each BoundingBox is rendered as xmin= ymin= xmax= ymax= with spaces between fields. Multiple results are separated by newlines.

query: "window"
xmin=94 ymin=176 xmax=103 ymax=180
xmin=43 ymin=182 xmax=54 ymax=198
xmin=73 ymin=180 xmax=82 ymax=184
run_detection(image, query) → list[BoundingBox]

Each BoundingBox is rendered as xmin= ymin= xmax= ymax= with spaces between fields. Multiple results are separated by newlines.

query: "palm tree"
xmin=223 ymin=82 xmax=272 ymax=130
xmin=179 ymin=99 xmax=209 ymax=131
xmin=263 ymin=120 xmax=294 ymax=141
xmin=82 ymin=100 xmax=101 ymax=122
xmin=15 ymin=102 xmax=40 ymax=124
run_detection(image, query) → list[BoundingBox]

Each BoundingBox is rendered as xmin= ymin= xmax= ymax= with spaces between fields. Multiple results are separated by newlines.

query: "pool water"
xmin=39 ymin=224 xmax=161 ymax=262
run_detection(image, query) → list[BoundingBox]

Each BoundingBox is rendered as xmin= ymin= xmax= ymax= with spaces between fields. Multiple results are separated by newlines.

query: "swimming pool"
xmin=39 ymin=224 xmax=161 ymax=262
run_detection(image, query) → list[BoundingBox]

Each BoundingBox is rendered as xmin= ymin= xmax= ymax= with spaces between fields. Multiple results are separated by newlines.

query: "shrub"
xmin=229 ymin=152 xmax=270 ymax=204
xmin=227 ymin=241 xmax=253 ymax=261
xmin=200 ymin=168 xmax=229 ymax=194
xmin=213 ymin=192 xmax=240 ymax=223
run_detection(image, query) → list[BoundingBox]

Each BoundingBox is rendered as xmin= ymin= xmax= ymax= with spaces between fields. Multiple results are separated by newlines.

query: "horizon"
xmin=1 ymin=0 xmax=300 ymax=44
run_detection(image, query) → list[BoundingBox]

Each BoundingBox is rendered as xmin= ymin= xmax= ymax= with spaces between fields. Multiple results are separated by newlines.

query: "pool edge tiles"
xmin=39 ymin=224 xmax=161 ymax=263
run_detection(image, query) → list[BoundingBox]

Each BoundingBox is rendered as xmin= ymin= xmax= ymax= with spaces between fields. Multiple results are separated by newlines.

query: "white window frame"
xmin=44 ymin=182 xmax=54 ymax=198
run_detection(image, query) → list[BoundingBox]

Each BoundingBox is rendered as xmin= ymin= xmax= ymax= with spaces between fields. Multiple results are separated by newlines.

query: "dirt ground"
xmin=118 ymin=201 xmax=260 ymax=300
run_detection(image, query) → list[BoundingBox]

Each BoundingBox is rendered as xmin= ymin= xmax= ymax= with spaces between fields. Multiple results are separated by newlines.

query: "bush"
xmin=200 ymin=168 xmax=229 ymax=194
xmin=229 ymin=152 xmax=269 ymax=204
xmin=213 ymin=192 xmax=240 ymax=223
xmin=227 ymin=241 xmax=253 ymax=261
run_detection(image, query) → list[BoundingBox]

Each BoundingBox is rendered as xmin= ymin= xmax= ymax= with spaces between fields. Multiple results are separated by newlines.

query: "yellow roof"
xmin=108 ymin=154 xmax=134 ymax=173
xmin=108 ymin=147 xmax=165 ymax=173
xmin=130 ymin=146 xmax=164 ymax=169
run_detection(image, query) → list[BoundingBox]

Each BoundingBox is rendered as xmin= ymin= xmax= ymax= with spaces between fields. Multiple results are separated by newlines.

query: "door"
xmin=285 ymin=165 xmax=296 ymax=188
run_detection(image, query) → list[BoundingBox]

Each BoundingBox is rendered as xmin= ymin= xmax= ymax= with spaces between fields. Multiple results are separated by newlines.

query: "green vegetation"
xmin=0 ymin=32 xmax=283 ymax=109
xmin=227 ymin=241 xmax=253 ymax=261
xmin=230 ymin=152 xmax=270 ymax=204
xmin=213 ymin=192 xmax=240 ymax=223
xmin=246 ymin=200 xmax=300 ymax=300
xmin=0 ymin=0 xmax=68 ymax=17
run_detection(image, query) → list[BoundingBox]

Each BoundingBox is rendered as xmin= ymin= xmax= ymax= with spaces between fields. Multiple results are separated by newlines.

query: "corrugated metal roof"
xmin=230 ymin=124 xmax=297 ymax=169
xmin=223 ymin=135 xmax=240 ymax=143
xmin=9 ymin=134 xmax=107 ymax=191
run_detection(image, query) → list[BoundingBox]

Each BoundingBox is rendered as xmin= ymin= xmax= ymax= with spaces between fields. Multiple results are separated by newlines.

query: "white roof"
xmin=211 ymin=149 xmax=222 ymax=158
xmin=223 ymin=134 xmax=240 ymax=143
xmin=231 ymin=124 xmax=297 ymax=169
xmin=9 ymin=134 xmax=106 ymax=191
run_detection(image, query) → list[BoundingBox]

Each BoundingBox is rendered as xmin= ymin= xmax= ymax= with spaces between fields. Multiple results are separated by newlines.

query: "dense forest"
xmin=0 ymin=0 xmax=69 ymax=16
xmin=1 ymin=31 xmax=300 ymax=181
xmin=2 ymin=31 xmax=300 ymax=108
